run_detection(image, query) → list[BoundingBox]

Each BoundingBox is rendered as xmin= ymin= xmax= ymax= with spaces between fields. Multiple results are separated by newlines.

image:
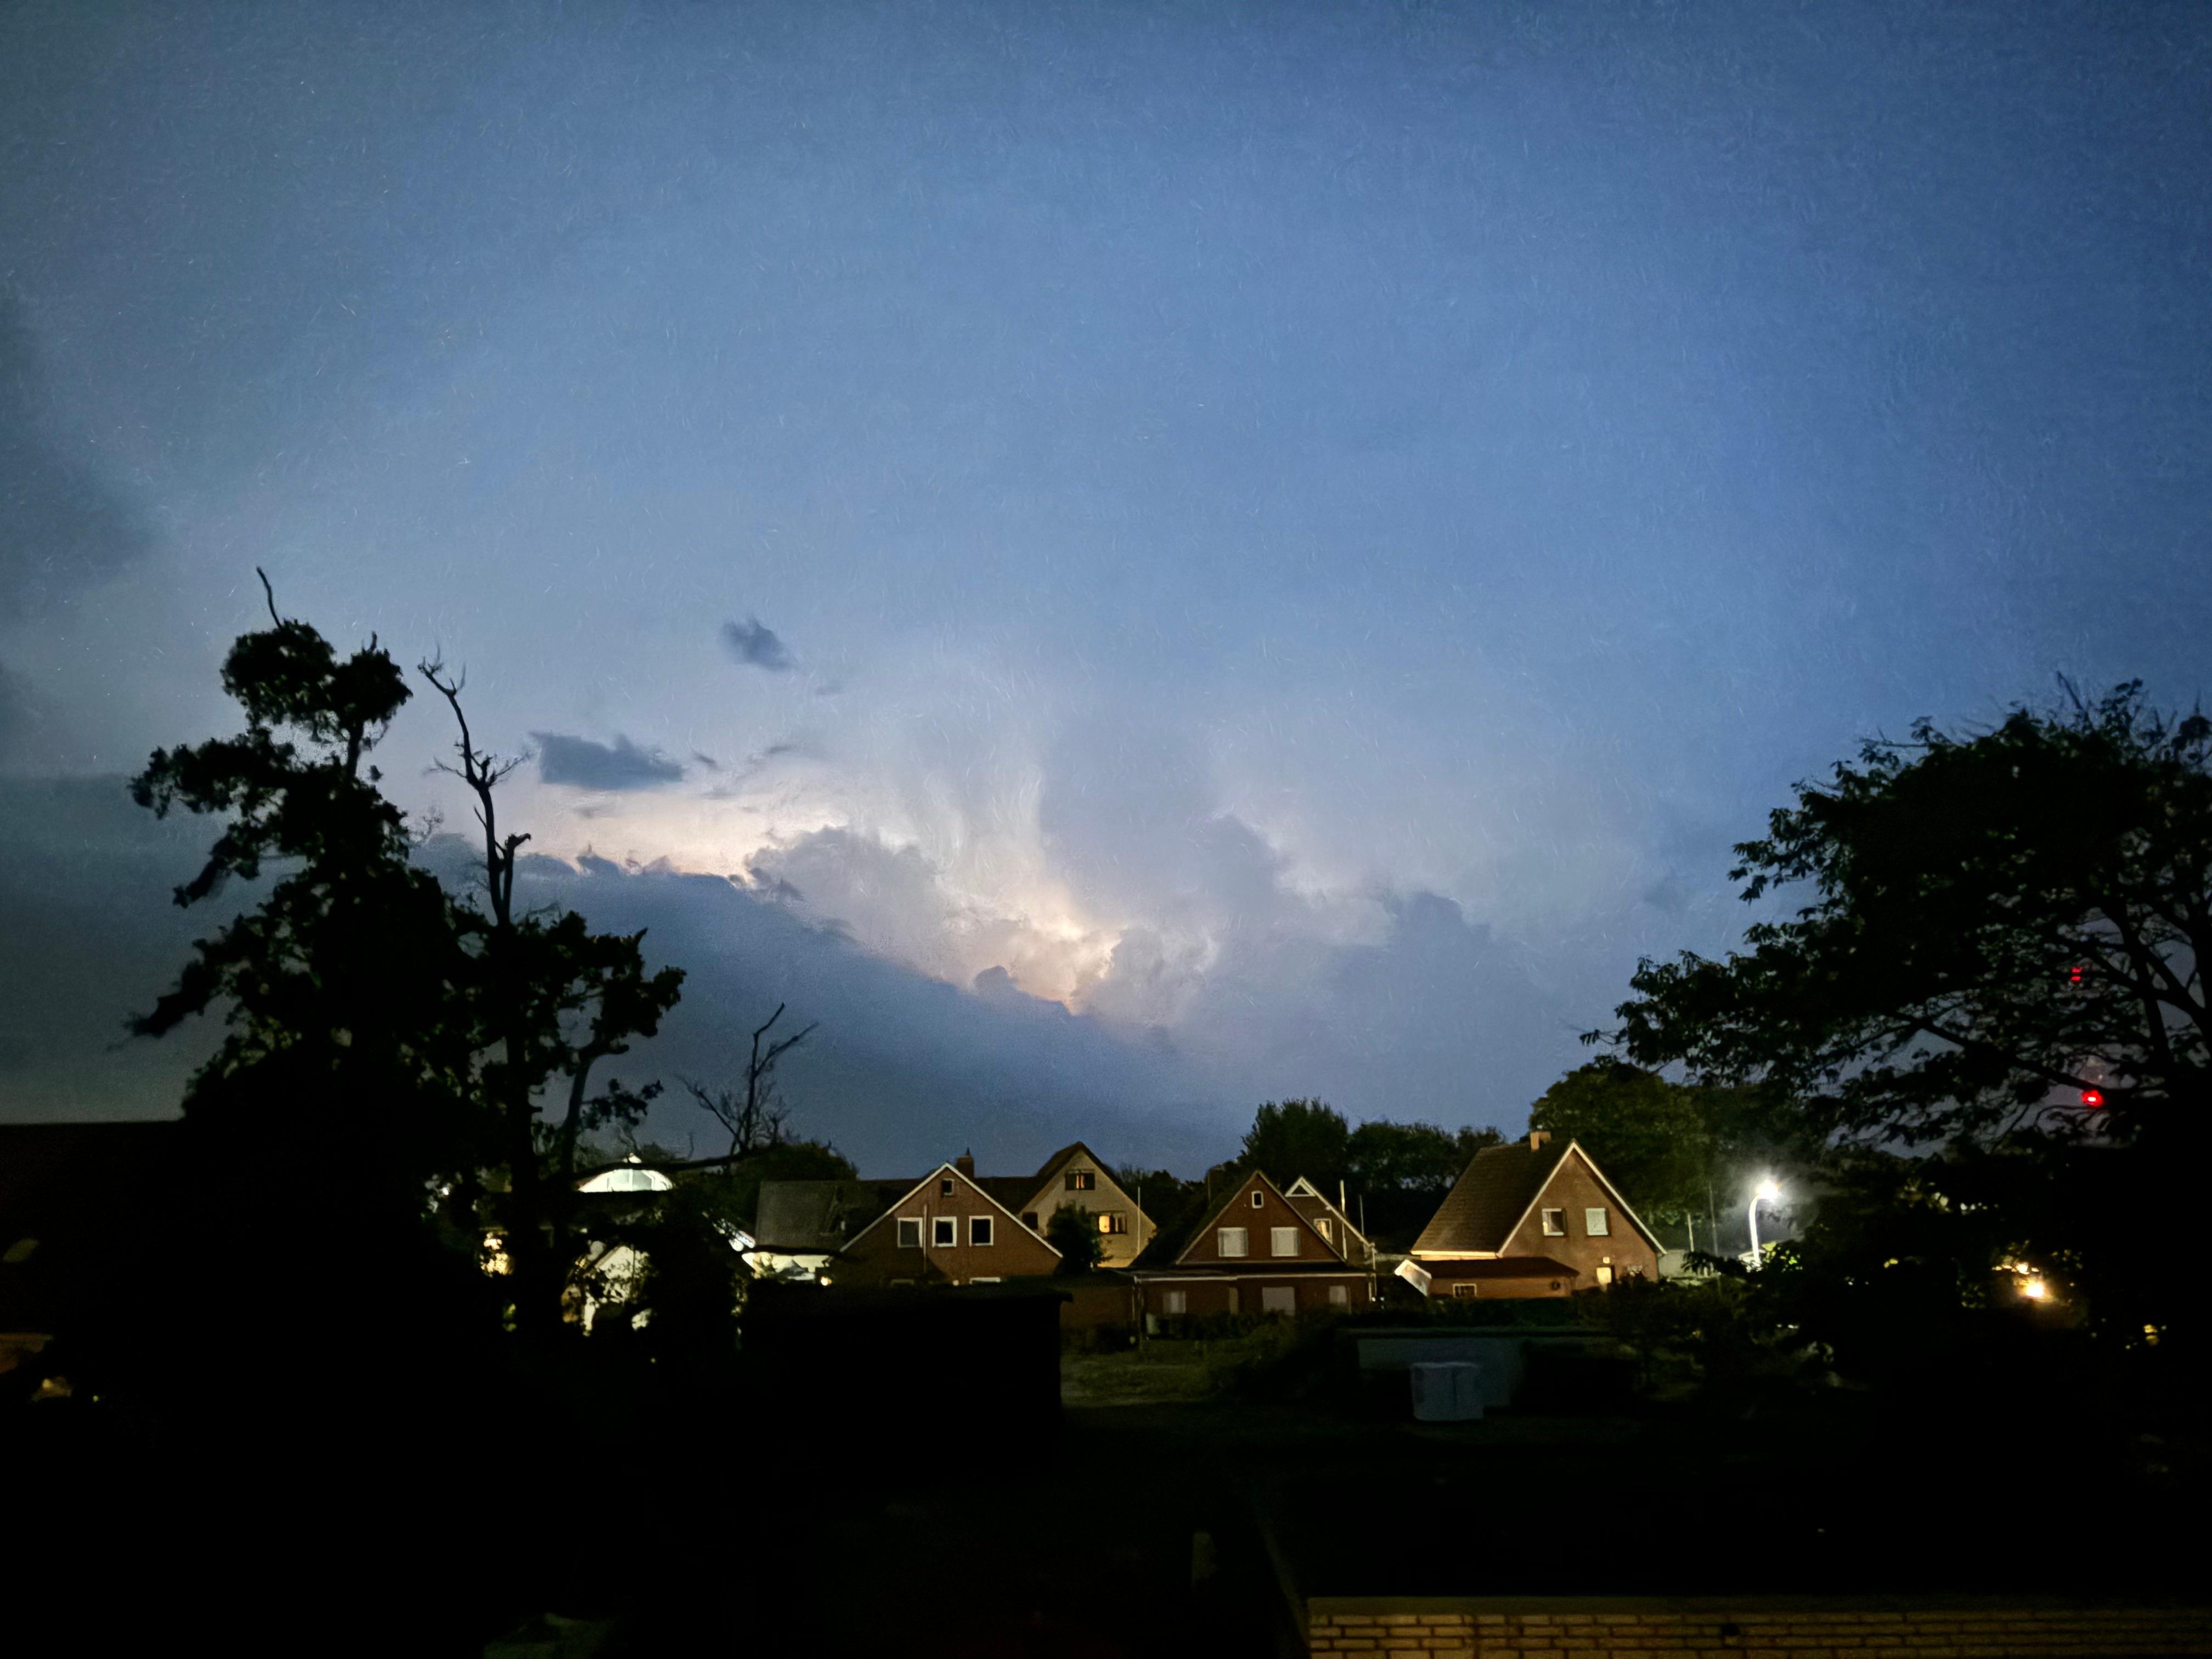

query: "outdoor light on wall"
xmin=1747 ymin=1177 xmax=1782 ymax=1265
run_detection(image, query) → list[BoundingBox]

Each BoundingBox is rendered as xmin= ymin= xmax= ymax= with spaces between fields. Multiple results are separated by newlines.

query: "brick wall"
xmin=1303 ymin=1597 xmax=2212 ymax=1657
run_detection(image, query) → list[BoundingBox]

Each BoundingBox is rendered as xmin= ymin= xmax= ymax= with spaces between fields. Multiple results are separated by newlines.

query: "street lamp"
xmin=1747 ymin=1177 xmax=1782 ymax=1266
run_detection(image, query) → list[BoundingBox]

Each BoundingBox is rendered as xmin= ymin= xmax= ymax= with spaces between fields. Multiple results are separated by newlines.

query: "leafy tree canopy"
xmin=1607 ymin=683 xmax=2211 ymax=1156
xmin=1045 ymin=1204 xmax=1103 ymax=1274
xmin=1239 ymin=1098 xmax=1351 ymax=1190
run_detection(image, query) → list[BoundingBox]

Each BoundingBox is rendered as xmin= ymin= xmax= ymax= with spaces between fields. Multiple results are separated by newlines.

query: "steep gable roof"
xmin=1411 ymin=1138 xmax=1572 ymax=1256
xmin=753 ymin=1179 xmax=886 ymax=1252
xmin=1283 ymin=1177 xmax=1372 ymax=1263
xmin=1172 ymin=1169 xmax=1345 ymax=1267
xmin=1412 ymin=1138 xmax=1665 ymax=1256
xmin=840 ymin=1163 xmax=1057 ymax=1254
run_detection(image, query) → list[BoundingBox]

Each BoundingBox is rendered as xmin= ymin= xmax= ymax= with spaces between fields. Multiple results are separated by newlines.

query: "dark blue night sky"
xmin=3 ymin=1 xmax=2208 ymax=1171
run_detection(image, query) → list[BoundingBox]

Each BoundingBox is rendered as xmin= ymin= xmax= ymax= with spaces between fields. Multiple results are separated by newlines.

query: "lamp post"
xmin=1747 ymin=1177 xmax=1781 ymax=1266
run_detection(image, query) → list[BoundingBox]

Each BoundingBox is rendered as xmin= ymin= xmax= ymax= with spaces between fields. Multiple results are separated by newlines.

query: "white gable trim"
xmin=1491 ymin=1141 xmax=1665 ymax=1257
xmin=1173 ymin=1170 xmax=1338 ymax=1267
xmin=842 ymin=1163 xmax=1057 ymax=1254
xmin=1282 ymin=1177 xmax=1370 ymax=1259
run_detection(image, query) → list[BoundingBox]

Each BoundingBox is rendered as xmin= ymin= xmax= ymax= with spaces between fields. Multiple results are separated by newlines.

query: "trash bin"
xmin=1409 ymin=1360 xmax=1483 ymax=1421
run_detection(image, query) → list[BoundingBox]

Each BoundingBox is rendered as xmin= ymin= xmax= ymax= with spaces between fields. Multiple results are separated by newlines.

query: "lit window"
xmin=1250 ymin=1190 xmax=1265 ymax=1208
xmin=1317 ymin=1218 xmax=1333 ymax=1240
xmin=1595 ymin=1264 xmax=1614 ymax=1286
xmin=897 ymin=1218 xmax=923 ymax=1249
xmin=1453 ymin=1283 xmax=1478 ymax=1300
xmin=1161 ymin=1289 xmax=1187 ymax=1316
xmin=1218 ymin=1227 xmax=1250 ymax=1257
xmin=1541 ymin=1208 xmax=1565 ymax=1237
xmin=933 ymin=1217 xmax=957 ymax=1248
xmin=1065 ymin=1170 xmax=1096 ymax=1192
xmin=970 ymin=1215 xmax=994 ymax=1246
xmin=1270 ymin=1227 xmax=1300 ymax=1257
xmin=1097 ymin=1212 xmax=1128 ymax=1235
xmin=940 ymin=1177 xmax=956 ymax=1197
xmin=1585 ymin=1207 xmax=1610 ymax=1237
xmin=1328 ymin=1284 xmax=1349 ymax=1307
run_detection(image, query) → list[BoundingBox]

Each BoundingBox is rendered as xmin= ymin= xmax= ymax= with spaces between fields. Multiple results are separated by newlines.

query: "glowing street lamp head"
xmin=1754 ymin=1178 xmax=1782 ymax=1204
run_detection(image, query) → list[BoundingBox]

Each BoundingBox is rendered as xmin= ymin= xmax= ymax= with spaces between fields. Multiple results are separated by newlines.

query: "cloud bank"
xmin=532 ymin=732 xmax=686 ymax=792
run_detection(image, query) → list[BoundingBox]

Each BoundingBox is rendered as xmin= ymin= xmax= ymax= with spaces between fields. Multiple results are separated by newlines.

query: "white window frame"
xmin=1541 ymin=1207 xmax=1566 ymax=1237
xmin=932 ymin=1215 xmax=957 ymax=1248
xmin=1585 ymin=1206 xmax=1610 ymax=1237
xmin=1217 ymin=1226 xmax=1250 ymax=1258
xmin=896 ymin=1217 xmax=923 ymax=1250
xmin=1269 ymin=1226 xmax=1300 ymax=1258
xmin=970 ymin=1215 xmax=994 ymax=1246
xmin=1250 ymin=1189 xmax=1265 ymax=1207
xmin=939 ymin=1177 xmax=956 ymax=1196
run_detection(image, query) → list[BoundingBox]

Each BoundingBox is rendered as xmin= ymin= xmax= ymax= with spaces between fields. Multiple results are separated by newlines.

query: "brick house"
xmin=1405 ymin=1131 xmax=1661 ymax=1300
xmin=831 ymin=1161 xmax=1063 ymax=1288
xmin=984 ymin=1142 xmax=1157 ymax=1269
xmin=1133 ymin=1170 xmax=1375 ymax=1321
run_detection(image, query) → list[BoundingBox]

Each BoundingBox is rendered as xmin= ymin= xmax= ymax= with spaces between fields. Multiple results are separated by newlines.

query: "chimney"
xmin=955 ymin=1151 xmax=976 ymax=1180
xmin=1528 ymin=1130 xmax=1552 ymax=1150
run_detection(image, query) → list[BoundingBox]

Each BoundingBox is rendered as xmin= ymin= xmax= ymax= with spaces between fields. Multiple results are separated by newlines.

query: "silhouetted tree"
xmin=1239 ymin=1098 xmax=1351 ymax=1192
xmin=419 ymin=658 xmax=684 ymax=1341
xmin=1604 ymin=681 xmax=2211 ymax=1347
xmin=678 ymin=1002 xmax=817 ymax=1160
xmin=1046 ymin=1204 xmax=1103 ymax=1273
xmin=1344 ymin=1119 xmax=1503 ymax=1246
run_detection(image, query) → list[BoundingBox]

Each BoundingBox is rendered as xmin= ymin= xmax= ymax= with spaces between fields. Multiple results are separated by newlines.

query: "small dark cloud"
xmin=720 ymin=616 xmax=795 ymax=673
xmin=690 ymin=751 xmax=722 ymax=771
xmin=530 ymin=732 xmax=685 ymax=792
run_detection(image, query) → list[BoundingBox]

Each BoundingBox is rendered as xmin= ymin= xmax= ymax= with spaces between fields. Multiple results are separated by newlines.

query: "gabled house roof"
xmin=1412 ymin=1137 xmax=1662 ymax=1257
xmin=840 ymin=1163 xmax=1058 ymax=1255
xmin=1282 ymin=1176 xmax=1373 ymax=1263
xmin=1171 ymin=1169 xmax=1348 ymax=1268
xmin=753 ymin=1179 xmax=890 ymax=1253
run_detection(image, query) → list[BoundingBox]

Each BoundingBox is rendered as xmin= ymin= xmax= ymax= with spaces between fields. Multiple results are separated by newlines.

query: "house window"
xmin=1261 ymin=1285 xmax=1296 ymax=1316
xmin=1541 ymin=1207 xmax=1565 ymax=1237
xmin=932 ymin=1216 xmax=957 ymax=1248
xmin=1217 ymin=1227 xmax=1250 ymax=1257
xmin=970 ymin=1216 xmax=994 ymax=1246
xmin=1022 ymin=1212 xmax=1039 ymax=1231
xmin=1250 ymin=1190 xmax=1265 ymax=1207
xmin=1453 ymin=1283 xmax=1478 ymax=1300
xmin=1270 ymin=1227 xmax=1300 ymax=1258
xmin=1328 ymin=1284 xmax=1349 ymax=1307
xmin=1226 ymin=1287 xmax=1240 ymax=1316
xmin=1161 ymin=1289 xmax=1187 ymax=1316
xmin=1098 ymin=1212 xmax=1128 ymax=1235
xmin=1595 ymin=1263 xmax=1614 ymax=1286
xmin=896 ymin=1218 xmax=923 ymax=1249
xmin=1317 ymin=1218 xmax=1333 ymax=1240
xmin=1065 ymin=1170 xmax=1096 ymax=1192
xmin=1585 ymin=1207 xmax=1610 ymax=1237
xmin=940 ymin=1177 xmax=955 ymax=1196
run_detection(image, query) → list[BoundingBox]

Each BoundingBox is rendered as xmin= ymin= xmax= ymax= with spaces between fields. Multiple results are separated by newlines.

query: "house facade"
xmin=832 ymin=1163 xmax=1063 ymax=1288
xmin=995 ymin=1142 xmax=1156 ymax=1269
xmin=1407 ymin=1131 xmax=1661 ymax=1299
xmin=1134 ymin=1170 xmax=1374 ymax=1320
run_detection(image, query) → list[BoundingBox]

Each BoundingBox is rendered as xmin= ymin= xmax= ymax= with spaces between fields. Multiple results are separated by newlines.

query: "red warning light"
xmin=2068 ymin=965 xmax=2084 ymax=986
xmin=2080 ymin=1088 xmax=2105 ymax=1109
